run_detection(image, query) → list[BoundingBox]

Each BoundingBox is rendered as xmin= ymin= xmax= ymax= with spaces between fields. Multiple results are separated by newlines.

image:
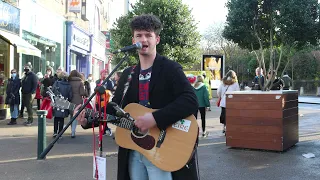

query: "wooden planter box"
xmin=225 ymin=90 xmax=299 ymax=151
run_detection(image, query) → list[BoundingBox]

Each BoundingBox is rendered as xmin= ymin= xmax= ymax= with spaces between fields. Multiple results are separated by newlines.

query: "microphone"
xmin=112 ymin=42 xmax=142 ymax=54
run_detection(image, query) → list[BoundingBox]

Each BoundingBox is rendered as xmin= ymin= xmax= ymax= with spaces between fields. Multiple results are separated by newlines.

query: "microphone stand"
xmin=39 ymin=52 xmax=130 ymax=159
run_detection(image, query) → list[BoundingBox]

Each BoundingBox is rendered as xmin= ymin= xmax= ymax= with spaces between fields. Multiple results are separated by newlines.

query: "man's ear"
xmin=156 ymin=36 xmax=160 ymax=45
xmin=132 ymin=37 xmax=135 ymax=44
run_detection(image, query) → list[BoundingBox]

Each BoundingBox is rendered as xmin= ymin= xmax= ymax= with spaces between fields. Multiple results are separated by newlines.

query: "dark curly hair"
xmin=130 ymin=14 xmax=163 ymax=35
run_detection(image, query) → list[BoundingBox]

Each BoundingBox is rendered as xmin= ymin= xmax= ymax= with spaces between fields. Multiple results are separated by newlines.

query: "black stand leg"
xmin=39 ymin=52 xmax=130 ymax=159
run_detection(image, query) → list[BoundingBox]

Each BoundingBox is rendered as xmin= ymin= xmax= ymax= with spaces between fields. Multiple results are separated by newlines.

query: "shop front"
xmin=20 ymin=0 xmax=64 ymax=75
xmin=91 ymin=33 xmax=106 ymax=81
xmin=0 ymin=1 xmax=41 ymax=120
xmin=66 ymin=21 xmax=92 ymax=76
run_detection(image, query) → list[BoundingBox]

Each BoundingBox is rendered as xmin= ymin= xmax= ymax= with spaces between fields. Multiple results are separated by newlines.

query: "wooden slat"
xmin=227 ymin=94 xmax=283 ymax=102
xmin=283 ymin=107 xmax=298 ymax=118
xmin=283 ymin=115 xmax=298 ymax=126
xmin=227 ymin=116 xmax=283 ymax=126
xmin=227 ymin=132 xmax=283 ymax=142
xmin=283 ymin=120 xmax=299 ymax=150
xmin=283 ymin=93 xmax=298 ymax=102
xmin=227 ymin=102 xmax=282 ymax=110
xmin=227 ymin=124 xmax=282 ymax=135
xmin=226 ymin=109 xmax=283 ymax=118
xmin=283 ymin=100 xmax=298 ymax=110
xmin=226 ymin=139 xmax=283 ymax=151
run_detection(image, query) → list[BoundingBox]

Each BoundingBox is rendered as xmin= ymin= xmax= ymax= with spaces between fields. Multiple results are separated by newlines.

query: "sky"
xmin=126 ymin=0 xmax=229 ymax=34
xmin=182 ymin=0 xmax=228 ymax=34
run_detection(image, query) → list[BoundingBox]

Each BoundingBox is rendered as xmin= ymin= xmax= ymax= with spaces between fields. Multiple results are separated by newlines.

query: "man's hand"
xmin=74 ymin=104 xmax=87 ymax=126
xmin=134 ymin=113 xmax=157 ymax=132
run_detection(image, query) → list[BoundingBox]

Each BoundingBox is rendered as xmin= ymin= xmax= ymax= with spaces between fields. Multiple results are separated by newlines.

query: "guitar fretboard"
xmin=68 ymin=102 xmax=106 ymax=119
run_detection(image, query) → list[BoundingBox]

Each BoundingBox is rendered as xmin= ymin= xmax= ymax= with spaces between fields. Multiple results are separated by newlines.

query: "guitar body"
xmin=115 ymin=103 xmax=198 ymax=172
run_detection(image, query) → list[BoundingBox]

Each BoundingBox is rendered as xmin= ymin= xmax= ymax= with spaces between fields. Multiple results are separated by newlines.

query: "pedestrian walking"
xmin=52 ymin=71 xmax=72 ymax=138
xmin=193 ymin=75 xmax=210 ymax=137
xmin=68 ymin=70 xmax=86 ymax=138
xmin=35 ymin=72 xmax=43 ymax=110
xmin=5 ymin=69 xmax=21 ymax=125
xmin=21 ymin=64 xmax=38 ymax=126
xmin=95 ymin=69 xmax=114 ymax=136
xmin=217 ymin=70 xmax=240 ymax=134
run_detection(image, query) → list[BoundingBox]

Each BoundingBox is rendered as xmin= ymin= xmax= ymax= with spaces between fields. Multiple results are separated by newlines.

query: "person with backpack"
xmin=193 ymin=75 xmax=210 ymax=137
xmin=282 ymin=71 xmax=293 ymax=90
xmin=95 ymin=69 xmax=114 ymax=136
xmin=52 ymin=71 xmax=73 ymax=138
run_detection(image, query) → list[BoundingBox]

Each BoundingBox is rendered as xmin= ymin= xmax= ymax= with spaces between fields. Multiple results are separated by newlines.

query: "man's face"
xmin=132 ymin=30 xmax=160 ymax=56
xmin=56 ymin=69 xmax=62 ymax=75
xmin=101 ymin=72 xmax=107 ymax=79
xmin=24 ymin=66 xmax=30 ymax=72
xmin=256 ymin=69 xmax=261 ymax=76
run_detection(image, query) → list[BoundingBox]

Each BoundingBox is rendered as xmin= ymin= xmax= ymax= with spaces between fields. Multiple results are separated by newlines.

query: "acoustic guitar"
xmin=52 ymin=96 xmax=199 ymax=172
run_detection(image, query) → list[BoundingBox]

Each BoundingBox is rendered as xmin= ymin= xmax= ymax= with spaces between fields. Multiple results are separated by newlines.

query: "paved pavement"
xmin=298 ymin=96 xmax=320 ymax=104
xmin=0 ymin=98 xmax=319 ymax=180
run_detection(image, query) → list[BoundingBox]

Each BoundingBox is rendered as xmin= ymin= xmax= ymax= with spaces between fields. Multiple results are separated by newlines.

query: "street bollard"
xmin=37 ymin=110 xmax=47 ymax=160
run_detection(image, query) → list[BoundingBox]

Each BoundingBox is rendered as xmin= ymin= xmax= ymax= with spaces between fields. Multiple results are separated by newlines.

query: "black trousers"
xmin=22 ymin=93 xmax=34 ymax=122
xmin=194 ymin=107 xmax=206 ymax=132
xmin=54 ymin=117 xmax=64 ymax=134
xmin=220 ymin=107 xmax=226 ymax=125
xmin=37 ymin=99 xmax=41 ymax=110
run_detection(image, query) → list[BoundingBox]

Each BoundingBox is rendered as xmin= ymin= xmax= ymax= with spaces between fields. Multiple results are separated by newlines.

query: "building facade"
xmin=0 ymin=1 xmax=42 ymax=120
xmin=20 ymin=0 xmax=65 ymax=75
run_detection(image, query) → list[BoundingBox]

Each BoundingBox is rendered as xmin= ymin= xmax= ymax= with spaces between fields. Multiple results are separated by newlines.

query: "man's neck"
xmin=139 ymin=53 xmax=156 ymax=70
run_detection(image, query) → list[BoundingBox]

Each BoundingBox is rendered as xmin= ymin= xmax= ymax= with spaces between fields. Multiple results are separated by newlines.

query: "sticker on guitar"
xmin=172 ymin=119 xmax=191 ymax=132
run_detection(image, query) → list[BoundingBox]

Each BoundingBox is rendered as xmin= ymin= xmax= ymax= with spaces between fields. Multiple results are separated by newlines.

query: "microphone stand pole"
xmin=39 ymin=52 xmax=130 ymax=159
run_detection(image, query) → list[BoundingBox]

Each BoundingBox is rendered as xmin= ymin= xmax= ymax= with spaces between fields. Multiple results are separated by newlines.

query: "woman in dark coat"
xmin=5 ymin=69 xmax=21 ymax=125
xmin=52 ymin=71 xmax=73 ymax=137
xmin=41 ymin=67 xmax=54 ymax=97
xmin=68 ymin=70 xmax=86 ymax=138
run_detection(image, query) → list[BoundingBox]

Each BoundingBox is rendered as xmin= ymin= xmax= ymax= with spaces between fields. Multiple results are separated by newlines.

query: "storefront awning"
xmin=0 ymin=30 xmax=42 ymax=57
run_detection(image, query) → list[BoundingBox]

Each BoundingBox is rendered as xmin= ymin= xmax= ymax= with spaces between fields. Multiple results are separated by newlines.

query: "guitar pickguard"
xmin=131 ymin=134 xmax=155 ymax=150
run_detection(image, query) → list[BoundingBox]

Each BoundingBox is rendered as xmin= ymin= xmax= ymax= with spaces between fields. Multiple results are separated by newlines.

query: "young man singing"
xmin=75 ymin=14 xmax=199 ymax=180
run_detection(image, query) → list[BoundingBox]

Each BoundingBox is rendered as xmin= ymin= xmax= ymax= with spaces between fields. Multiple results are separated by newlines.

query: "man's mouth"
xmin=142 ymin=45 xmax=148 ymax=49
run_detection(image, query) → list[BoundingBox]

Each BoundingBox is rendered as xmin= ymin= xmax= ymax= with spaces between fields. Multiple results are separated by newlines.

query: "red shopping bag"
xmin=83 ymin=98 xmax=94 ymax=109
xmin=40 ymin=97 xmax=53 ymax=119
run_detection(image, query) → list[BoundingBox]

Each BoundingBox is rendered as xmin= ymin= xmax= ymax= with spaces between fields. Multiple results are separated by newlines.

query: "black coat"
xmin=84 ymin=54 xmax=199 ymax=180
xmin=52 ymin=80 xmax=73 ymax=118
xmin=21 ymin=71 xmax=38 ymax=94
xmin=5 ymin=77 xmax=21 ymax=105
xmin=42 ymin=76 xmax=54 ymax=97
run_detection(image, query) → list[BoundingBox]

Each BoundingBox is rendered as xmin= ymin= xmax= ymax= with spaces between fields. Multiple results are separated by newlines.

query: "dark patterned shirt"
xmin=139 ymin=67 xmax=152 ymax=107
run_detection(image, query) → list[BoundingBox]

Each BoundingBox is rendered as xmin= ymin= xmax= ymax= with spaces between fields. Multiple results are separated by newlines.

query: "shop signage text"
xmin=0 ymin=1 xmax=20 ymax=35
xmin=72 ymin=27 xmax=90 ymax=52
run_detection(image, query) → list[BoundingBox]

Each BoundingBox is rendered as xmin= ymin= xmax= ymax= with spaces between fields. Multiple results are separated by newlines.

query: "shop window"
xmin=22 ymin=31 xmax=61 ymax=75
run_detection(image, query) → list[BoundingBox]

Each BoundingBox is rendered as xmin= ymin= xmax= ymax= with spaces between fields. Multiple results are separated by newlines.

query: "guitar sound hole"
xmin=131 ymin=128 xmax=149 ymax=138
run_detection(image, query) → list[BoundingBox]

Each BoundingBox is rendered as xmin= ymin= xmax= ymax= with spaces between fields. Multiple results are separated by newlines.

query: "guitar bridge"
xmin=156 ymin=130 xmax=166 ymax=148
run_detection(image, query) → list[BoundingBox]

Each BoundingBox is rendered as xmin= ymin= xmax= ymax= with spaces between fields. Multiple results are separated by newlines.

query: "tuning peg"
xmin=57 ymin=108 xmax=60 ymax=111
xmin=61 ymin=109 xmax=65 ymax=112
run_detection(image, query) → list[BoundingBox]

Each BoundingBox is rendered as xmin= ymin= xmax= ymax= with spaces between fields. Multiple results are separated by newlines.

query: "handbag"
xmin=40 ymin=97 xmax=53 ymax=119
xmin=216 ymin=97 xmax=221 ymax=107
xmin=216 ymin=86 xmax=230 ymax=107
